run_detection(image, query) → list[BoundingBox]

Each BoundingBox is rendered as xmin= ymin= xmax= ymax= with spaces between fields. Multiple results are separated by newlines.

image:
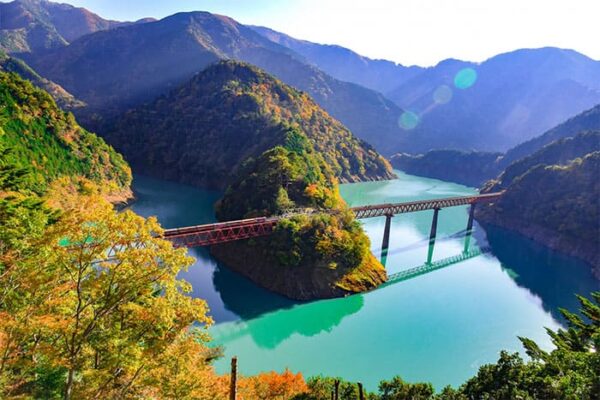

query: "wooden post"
xmin=334 ymin=379 xmax=340 ymax=400
xmin=357 ymin=382 xmax=365 ymax=400
xmin=229 ymin=357 xmax=237 ymax=400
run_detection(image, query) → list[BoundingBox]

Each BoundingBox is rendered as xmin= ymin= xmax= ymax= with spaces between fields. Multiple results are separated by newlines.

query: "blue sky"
xmin=65 ymin=0 xmax=599 ymax=66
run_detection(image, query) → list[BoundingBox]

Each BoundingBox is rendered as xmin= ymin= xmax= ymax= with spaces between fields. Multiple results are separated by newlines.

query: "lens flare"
xmin=433 ymin=85 xmax=453 ymax=104
xmin=398 ymin=111 xmax=419 ymax=130
xmin=454 ymin=68 xmax=477 ymax=89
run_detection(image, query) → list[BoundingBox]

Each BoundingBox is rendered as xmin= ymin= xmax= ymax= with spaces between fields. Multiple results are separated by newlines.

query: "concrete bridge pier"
xmin=427 ymin=208 xmax=440 ymax=264
xmin=381 ymin=213 xmax=393 ymax=251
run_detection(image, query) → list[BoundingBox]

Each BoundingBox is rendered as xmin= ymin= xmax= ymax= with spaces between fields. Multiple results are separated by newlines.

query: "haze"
xmin=61 ymin=0 xmax=600 ymax=66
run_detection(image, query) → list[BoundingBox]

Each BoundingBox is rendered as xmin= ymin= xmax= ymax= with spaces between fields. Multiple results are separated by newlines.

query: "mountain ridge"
xmin=386 ymin=47 xmax=600 ymax=153
xmin=25 ymin=9 xmax=410 ymax=152
xmin=0 ymin=0 xmax=154 ymax=53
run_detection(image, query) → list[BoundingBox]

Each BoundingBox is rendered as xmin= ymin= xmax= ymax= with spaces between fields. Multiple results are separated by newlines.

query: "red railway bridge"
xmin=162 ymin=192 xmax=503 ymax=249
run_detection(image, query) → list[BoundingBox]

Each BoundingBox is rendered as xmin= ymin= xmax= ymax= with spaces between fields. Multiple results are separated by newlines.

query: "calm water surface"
xmin=130 ymin=172 xmax=599 ymax=390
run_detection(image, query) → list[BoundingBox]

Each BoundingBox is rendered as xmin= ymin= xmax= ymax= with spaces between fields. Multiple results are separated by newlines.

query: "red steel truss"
xmin=163 ymin=217 xmax=278 ymax=248
xmin=162 ymin=192 xmax=504 ymax=247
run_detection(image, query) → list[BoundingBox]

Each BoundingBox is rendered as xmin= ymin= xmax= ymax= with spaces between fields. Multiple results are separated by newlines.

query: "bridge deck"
xmin=351 ymin=192 xmax=503 ymax=219
xmin=162 ymin=192 xmax=503 ymax=247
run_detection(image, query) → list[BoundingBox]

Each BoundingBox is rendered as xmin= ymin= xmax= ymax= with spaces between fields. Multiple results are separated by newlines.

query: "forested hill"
xmin=477 ymin=131 xmax=600 ymax=273
xmin=0 ymin=72 xmax=131 ymax=198
xmin=107 ymin=61 xmax=394 ymax=190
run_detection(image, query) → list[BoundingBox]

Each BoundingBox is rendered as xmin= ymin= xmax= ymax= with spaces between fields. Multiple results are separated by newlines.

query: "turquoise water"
xmin=130 ymin=172 xmax=599 ymax=390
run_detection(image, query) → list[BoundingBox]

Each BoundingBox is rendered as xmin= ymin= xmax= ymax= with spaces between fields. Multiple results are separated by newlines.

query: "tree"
xmin=378 ymin=376 xmax=435 ymax=400
xmin=0 ymin=188 xmax=214 ymax=399
xmin=459 ymin=292 xmax=600 ymax=400
xmin=241 ymin=368 xmax=309 ymax=399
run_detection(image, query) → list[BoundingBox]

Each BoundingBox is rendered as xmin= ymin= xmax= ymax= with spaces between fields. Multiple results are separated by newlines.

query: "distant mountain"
xmin=25 ymin=10 xmax=410 ymax=151
xmin=106 ymin=61 xmax=394 ymax=190
xmin=390 ymin=150 xmax=502 ymax=187
xmin=0 ymin=71 xmax=131 ymax=197
xmin=387 ymin=48 xmax=600 ymax=153
xmin=250 ymin=25 xmax=422 ymax=93
xmin=477 ymin=131 xmax=600 ymax=273
xmin=390 ymin=104 xmax=600 ymax=187
xmin=0 ymin=0 xmax=152 ymax=53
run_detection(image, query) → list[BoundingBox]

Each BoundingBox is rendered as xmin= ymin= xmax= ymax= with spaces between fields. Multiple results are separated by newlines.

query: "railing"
xmin=163 ymin=217 xmax=278 ymax=248
xmin=351 ymin=192 xmax=503 ymax=219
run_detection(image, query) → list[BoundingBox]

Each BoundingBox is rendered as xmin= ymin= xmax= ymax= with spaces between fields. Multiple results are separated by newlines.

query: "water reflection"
xmin=212 ymin=294 xmax=364 ymax=349
xmin=212 ymin=261 xmax=297 ymax=320
xmin=482 ymin=224 xmax=600 ymax=324
xmin=383 ymin=226 xmax=489 ymax=286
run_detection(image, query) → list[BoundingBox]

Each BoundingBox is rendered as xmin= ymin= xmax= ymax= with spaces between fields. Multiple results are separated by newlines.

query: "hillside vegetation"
xmin=108 ymin=61 xmax=394 ymax=190
xmin=390 ymin=150 xmax=502 ymax=187
xmin=0 ymin=71 xmax=131 ymax=198
xmin=477 ymin=131 xmax=600 ymax=274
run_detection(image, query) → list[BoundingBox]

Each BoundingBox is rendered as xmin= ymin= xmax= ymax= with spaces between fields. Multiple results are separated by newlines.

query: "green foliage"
xmin=292 ymin=376 xmax=378 ymax=400
xmin=0 ymin=72 xmax=130 ymax=195
xmin=210 ymin=77 xmax=387 ymax=298
xmin=216 ymin=125 xmax=338 ymax=220
xmin=378 ymin=377 xmax=435 ymax=400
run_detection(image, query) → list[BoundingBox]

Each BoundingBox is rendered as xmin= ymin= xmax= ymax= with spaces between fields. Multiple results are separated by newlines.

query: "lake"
xmin=130 ymin=171 xmax=599 ymax=390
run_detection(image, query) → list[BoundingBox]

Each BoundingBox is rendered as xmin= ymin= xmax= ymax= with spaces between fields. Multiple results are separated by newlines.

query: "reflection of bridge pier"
xmin=382 ymin=246 xmax=490 ymax=287
xmin=464 ymin=204 xmax=476 ymax=254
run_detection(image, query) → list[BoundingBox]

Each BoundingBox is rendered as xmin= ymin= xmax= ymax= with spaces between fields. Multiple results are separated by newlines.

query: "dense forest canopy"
xmin=0 ymin=71 xmax=131 ymax=197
